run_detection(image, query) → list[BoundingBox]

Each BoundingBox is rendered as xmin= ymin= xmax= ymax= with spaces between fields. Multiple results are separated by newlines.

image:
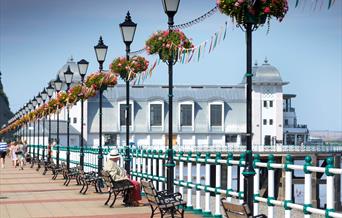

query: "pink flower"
xmin=234 ymin=2 xmax=240 ymax=7
xmin=238 ymin=0 xmax=244 ymax=3
xmin=264 ymin=7 xmax=270 ymax=13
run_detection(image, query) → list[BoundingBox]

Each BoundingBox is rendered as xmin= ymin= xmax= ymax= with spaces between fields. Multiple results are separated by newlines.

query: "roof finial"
xmin=264 ymin=57 xmax=268 ymax=64
xmin=69 ymin=55 xmax=74 ymax=62
xmin=254 ymin=60 xmax=258 ymax=66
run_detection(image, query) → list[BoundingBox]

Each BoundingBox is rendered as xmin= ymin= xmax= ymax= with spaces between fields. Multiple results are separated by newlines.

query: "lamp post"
xmin=64 ymin=66 xmax=74 ymax=170
xmin=31 ymin=97 xmax=38 ymax=163
xmin=26 ymin=104 xmax=32 ymax=154
xmin=36 ymin=93 xmax=43 ymax=161
xmin=54 ymin=76 xmax=63 ymax=167
xmin=161 ymin=0 xmax=180 ymax=194
xmin=94 ymin=36 xmax=108 ymax=175
xmin=41 ymin=89 xmax=48 ymax=160
xmin=120 ymin=11 xmax=137 ymax=175
xmin=46 ymin=82 xmax=54 ymax=161
xmin=77 ymin=59 xmax=89 ymax=170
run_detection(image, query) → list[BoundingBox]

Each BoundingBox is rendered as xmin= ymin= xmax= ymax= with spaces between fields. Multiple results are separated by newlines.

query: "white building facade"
xmin=43 ymin=58 xmax=309 ymax=148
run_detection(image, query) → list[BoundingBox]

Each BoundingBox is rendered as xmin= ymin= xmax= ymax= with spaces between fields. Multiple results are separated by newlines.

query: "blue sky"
xmin=0 ymin=0 xmax=341 ymax=131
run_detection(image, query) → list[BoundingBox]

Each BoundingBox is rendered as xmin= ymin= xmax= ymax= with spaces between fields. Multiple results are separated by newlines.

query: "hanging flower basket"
xmin=145 ymin=29 xmax=193 ymax=62
xmin=67 ymin=84 xmax=96 ymax=105
xmin=56 ymin=91 xmax=68 ymax=108
xmin=217 ymin=0 xmax=288 ymax=25
xmin=110 ymin=56 xmax=149 ymax=81
xmin=85 ymin=72 xmax=118 ymax=91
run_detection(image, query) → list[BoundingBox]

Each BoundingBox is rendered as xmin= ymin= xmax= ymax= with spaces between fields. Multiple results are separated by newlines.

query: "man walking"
xmin=0 ymin=138 xmax=8 ymax=168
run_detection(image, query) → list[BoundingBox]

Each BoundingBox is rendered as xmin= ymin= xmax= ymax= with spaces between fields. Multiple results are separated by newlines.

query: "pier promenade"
xmin=0 ymin=158 xmax=200 ymax=218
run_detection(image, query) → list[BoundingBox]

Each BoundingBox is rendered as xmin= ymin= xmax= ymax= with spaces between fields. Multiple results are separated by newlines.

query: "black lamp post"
xmin=94 ymin=36 xmax=108 ymax=175
xmin=54 ymin=76 xmax=63 ymax=167
xmin=162 ymin=0 xmax=180 ymax=194
xmin=36 ymin=93 xmax=43 ymax=161
xmin=41 ymin=89 xmax=48 ymax=160
xmin=77 ymin=59 xmax=89 ymax=170
xmin=26 ymin=104 xmax=32 ymax=154
xmin=64 ymin=66 xmax=74 ymax=170
xmin=31 ymin=97 xmax=38 ymax=163
xmin=120 ymin=11 xmax=137 ymax=175
xmin=46 ymin=82 xmax=54 ymax=161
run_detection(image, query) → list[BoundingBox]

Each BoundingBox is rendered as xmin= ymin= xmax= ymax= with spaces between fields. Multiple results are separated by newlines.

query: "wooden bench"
xmin=101 ymin=170 xmax=134 ymax=207
xmin=141 ymin=180 xmax=186 ymax=218
xmin=221 ymin=198 xmax=267 ymax=218
xmin=79 ymin=170 xmax=102 ymax=194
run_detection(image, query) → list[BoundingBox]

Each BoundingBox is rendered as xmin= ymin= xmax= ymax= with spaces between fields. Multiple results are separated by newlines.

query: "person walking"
xmin=16 ymin=140 xmax=25 ymax=170
xmin=0 ymin=139 xmax=8 ymax=169
xmin=10 ymin=142 xmax=18 ymax=168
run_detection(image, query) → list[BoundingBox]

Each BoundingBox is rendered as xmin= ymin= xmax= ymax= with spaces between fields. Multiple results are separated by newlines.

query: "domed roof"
xmin=56 ymin=57 xmax=82 ymax=83
xmin=241 ymin=58 xmax=287 ymax=85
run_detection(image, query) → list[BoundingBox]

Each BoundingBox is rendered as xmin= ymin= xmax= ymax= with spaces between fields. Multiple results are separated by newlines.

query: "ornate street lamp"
xmin=31 ymin=97 xmax=38 ymax=165
xmin=26 ymin=103 xmax=32 ymax=154
xmin=161 ymin=0 xmax=180 ymax=194
xmin=120 ymin=11 xmax=137 ymax=175
xmin=77 ymin=59 xmax=89 ymax=170
xmin=94 ymin=36 xmax=108 ymax=175
xmin=64 ymin=66 xmax=74 ymax=170
xmin=54 ymin=75 xmax=63 ymax=167
xmin=36 ymin=93 xmax=43 ymax=163
xmin=46 ymin=82 xmax=54 ymax=161
xmin=41 ymin=89 xmax=48 ymax=160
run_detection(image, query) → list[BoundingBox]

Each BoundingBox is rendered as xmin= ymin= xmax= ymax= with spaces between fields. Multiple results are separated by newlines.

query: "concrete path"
xmin=0 ymin=158 xmax=201 ymax=218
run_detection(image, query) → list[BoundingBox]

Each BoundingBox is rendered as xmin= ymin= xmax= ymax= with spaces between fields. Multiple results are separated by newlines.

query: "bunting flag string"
xmin=178 ymin=21 xmax=228 ymax=64
xmin=293 ymin=0 xmax=335 ymax=10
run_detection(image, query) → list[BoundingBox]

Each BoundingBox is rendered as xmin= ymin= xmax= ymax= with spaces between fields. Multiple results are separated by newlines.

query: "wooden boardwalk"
xmin=0 ymin=158 xmax=201 ymax=218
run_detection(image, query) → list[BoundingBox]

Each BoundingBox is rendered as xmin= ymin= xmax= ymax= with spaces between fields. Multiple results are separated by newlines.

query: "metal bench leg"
xmin=110 ymin=192 xmax=118 ymax=208
xmin=83 ymin=183 xmax=89 ymax=194
xmin=80 ymin=181 xmax=85 ymax=193
xmin=104 ymin=192 xmax=112 ymax=205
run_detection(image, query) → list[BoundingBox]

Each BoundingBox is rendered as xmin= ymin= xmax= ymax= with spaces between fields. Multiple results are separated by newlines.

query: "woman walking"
xmin=10 ymin=142 xmax=18 ymax=168
xmin=16 ymin=140 xmax=25 ymax=170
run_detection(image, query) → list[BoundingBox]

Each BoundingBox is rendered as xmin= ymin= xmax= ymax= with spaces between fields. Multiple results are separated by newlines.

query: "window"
xmin=150 ymin=104 xmax=162 ymax=126
xmin=210 ymin=104 xmax=222 ymax=126
xmin=225 ymin=134 xmax=237 ymax=143
xmin=73 ymin=117 xmax=77 ymax=124
xmin=285 ymin=119 xmax=288 ymax=126
xmin=269 ymin=119 xmax=273 ymax=125
xmin=180 ymin=104 xmax=192 ymax=126
xmin=120 ymin=104 xmax=132 ymax=126
xmin=269 ymin=101 xmax=273 ymax=107
xmin=263 ymin=119 xmax=267 ymax=125
xmin=263 ymin=101 xmax=267 ymax=107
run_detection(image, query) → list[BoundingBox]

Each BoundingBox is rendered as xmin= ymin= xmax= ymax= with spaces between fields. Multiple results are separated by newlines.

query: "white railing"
xmin=128 ymin=148 xmax=342 ymax=218
xmin=136 ymin=144 xmax=342 ymax=153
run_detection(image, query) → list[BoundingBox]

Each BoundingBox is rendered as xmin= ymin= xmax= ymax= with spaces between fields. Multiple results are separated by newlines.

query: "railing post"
xmin=325 ymin=157 xmax=335 ymax=218
xmin=203 ymin=152 xmax=212 ymax=216
xmin=132 ymin=148 xmax=136 ymax=180
xmin=215 ymin=152 xmax=222 ymax=217
xmin=152 ymin=150 xmax=157 ymax=188
xmin=147 ymin=149 xmax=152 ymax=181
xmin=267 ymin=154 xmax=275 ymax=218
xmin=226 ymin=153 xmax=233 ymax=203
xmin=186 ymin=151 xmax=193 ymax=210
xmin=158 ymin=150 xmax=163 ymax=191
xmin=137 ymin=149 xmax=141 ymax=182
xmin=194 ymin=152 xmax=202 ymax=214
xmin=304 ymin=156 xmax=312 ymax=218
xmin=239 ymin=153 xmax=245 ymax=204
xmin=253 ymin=154 xmax=260 ymax=216
xmin=142 ymin=149 xmax=147 ymax=180
xmin=284 ymin=155 xmax=293 ymax=218
xmin=178 ymin=151 xmax=184 ymax=197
